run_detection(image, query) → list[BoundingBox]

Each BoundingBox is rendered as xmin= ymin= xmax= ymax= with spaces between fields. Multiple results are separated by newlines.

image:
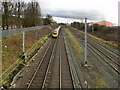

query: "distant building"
xmin=94 ymin=21 xmax=114 ymax=27
xmin=89 ymin=21 xmax=114 ymax=27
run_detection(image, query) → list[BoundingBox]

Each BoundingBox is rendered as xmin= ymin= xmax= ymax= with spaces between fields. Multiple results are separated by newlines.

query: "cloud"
xmin=42 ymin=9 xmax=105 ymax=21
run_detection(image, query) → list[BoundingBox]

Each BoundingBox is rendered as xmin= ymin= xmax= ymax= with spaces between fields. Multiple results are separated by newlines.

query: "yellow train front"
xmin=52 ymin=26 xmax=61 ymax=38
xmin=52 ymin=31 xmax=58 ymax=38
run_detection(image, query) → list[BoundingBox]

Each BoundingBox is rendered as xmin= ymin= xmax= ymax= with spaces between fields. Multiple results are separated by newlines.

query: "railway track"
xmin=85 ymin=39 xmax=120 ymax=74
xmin=27 ymin=39 xmax=57 ymax=89
xmin=59 ymin=29 xmax=74 ymax=88
xmin=87 ymin=36 xmax=119 ymax=59
xmin=87 ymin=38 xmax=119 ymax=64
xmin=63 ymin=29 xmax=82 ymax=88
xmin=69 ymin=27 xmax=120 ymax=74
xmin=26 ymin=27 xmax=75 ymax=89
xmin=41 ymin=40 xmax=57 ymax=88
xmin=88 ymin=43 xmax=120 ymax=74
xmin=69 ymin=27 xmax=119 ymax=60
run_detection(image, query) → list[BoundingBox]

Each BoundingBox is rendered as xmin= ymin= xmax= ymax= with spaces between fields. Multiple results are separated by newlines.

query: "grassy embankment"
xmin=2 ymin=27 xmax=53 ymax=84
xmin=64 ymin=28 xmax=108 ymax=88
xmin=71 ymin=27 xmax=119 ymax=52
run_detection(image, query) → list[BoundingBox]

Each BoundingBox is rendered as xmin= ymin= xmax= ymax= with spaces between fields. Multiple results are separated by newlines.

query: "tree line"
xmin=2 ymin=1 xmax=42 ymax=30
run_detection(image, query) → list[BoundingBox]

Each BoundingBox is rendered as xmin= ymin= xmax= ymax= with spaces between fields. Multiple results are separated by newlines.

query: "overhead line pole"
xmin=22 ymin=32 xmax=25 ymax=59
xmin=84 ymin=18 xmax=87 ymax=65
xmin=0 ymin=2 xmax=2 ymax=88
xmin=92 ymin=22 xmax=94 ymax=33
xmin=67 ymin=21 xmax=68 ymax=30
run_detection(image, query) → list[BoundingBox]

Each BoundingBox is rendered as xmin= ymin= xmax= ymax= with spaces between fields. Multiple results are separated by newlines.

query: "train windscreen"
xmin=53 ymin=32 xmax=57 ymax=35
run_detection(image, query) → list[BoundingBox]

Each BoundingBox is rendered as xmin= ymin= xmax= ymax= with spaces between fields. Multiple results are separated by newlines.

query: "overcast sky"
xmin=1 ymin=0 xmax=119 ymax=25
xmin=39 ymin=0 xmax=119 ymax=25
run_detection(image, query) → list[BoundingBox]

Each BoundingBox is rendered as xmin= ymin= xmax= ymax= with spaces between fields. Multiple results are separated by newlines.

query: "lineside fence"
xmin=1 ymin=25 xmax=50 ymax=38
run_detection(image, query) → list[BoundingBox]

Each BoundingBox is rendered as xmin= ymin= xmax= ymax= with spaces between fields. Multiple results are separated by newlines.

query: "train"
xmin=52 ymin=26 xmax=61 ymax=38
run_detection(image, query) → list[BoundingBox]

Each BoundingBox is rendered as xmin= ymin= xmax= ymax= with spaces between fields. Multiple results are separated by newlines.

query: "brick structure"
xmin=89 ymin=21 xmax=114 ymax=27
xmin=93 ymin=21 xmax=114 ymax=27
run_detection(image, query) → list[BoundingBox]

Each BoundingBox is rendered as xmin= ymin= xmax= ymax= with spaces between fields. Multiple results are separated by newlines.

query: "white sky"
xmin=39 ymin=0 xmax=119 ymax=25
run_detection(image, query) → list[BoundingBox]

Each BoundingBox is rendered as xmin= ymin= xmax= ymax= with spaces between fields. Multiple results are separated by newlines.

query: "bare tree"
xmin=23 ymin=1 xmax=41 ymax=27
xmin=2 ymin=2 xmax=9 ymax=30
xmin=2 ymin=1 xmax=41 ymax=29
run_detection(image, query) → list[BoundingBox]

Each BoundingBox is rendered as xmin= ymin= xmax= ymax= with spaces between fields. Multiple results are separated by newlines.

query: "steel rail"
xmin=88 ymin=36 xmax=120 ymax=57
xmin=62 ymin=30 xmax=75 ymax=88
xmin=90 ymin=42 xmax=120 ymax=66
xmin=88 ymin=44 xmax=120 ymax=74
xmin=70 ymin=29 xmax=119 ymax=74
xmin=71 ymin=27 xmax=119 ymax=56
xmin=79 ymin=34 xmax=120 ymax=68
xmin=42 ymin=39 xmax=57 ymax=88
xmin=59 ymin=37 xmax=62 ymax=89
xmin=87 ymin=37 xmax=119 ymax=60
xmin=63 ymin=31 xmax=82 ymax=89
xmin=77 ymin=35 xmax=120 ymax=74
xmin=27 ymin=39 xmax=53 ymax=89
xmin=70 ymin=32 xmax=119 ymax=61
